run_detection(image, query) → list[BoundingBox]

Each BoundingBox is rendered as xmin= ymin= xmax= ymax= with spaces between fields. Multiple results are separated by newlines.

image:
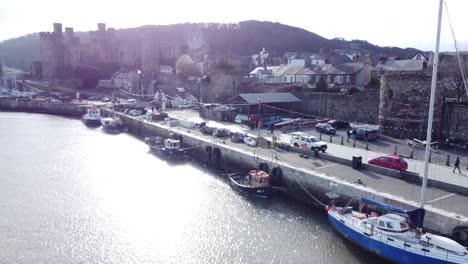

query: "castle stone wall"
xmin=379 ymin=71 xmax=443 ymax=139
xmin=298 ymin=92 xmax=379 ymax=124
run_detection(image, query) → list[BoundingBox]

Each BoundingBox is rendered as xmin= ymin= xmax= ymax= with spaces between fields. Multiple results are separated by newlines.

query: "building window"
xmin=346 ymin=75 xmax=351 ymax=83
xmin=290 ymin=76 xmax=293 ymax=83
xmin=336 ymin=76 xmax=343 ymax=84
xmin=284 ymin=76 xmax=287 ymax=82
xmin=416 ymin=54 xmax=421 ymax=60
xmin=327 ymin=76 xmax=331 ymax=83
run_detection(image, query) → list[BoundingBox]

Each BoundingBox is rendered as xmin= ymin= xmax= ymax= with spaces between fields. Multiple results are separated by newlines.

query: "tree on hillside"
xmin=316 ymin=76 xmax=327 ymax=92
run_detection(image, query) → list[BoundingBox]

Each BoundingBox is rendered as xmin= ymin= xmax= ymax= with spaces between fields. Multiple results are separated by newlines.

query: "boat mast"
xmin=420 ymin=0 xmax=444 ymax=210
xmin=2 ymin=58 xmax=6 ymax=89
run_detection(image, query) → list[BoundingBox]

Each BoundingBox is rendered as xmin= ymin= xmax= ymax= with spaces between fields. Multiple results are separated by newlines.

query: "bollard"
xmin=341 ymin=136 xmax=344 ymax=145
xmin=319 ymin=133 xmax=322 ymax=140
xmin=365 ymin=139 xmax=369 ymax=150
xmin=410 ymin=148 xmax=414 ymax=159
xmin=329 ymin=135 xmax=332 ymax=143
xmin=353 ymin=137 xmax=356 ymax=148
xmin=394 ymin=146 xmax=398 ymax=155
xmin=446 ymin=155 xmax=450 ymax=166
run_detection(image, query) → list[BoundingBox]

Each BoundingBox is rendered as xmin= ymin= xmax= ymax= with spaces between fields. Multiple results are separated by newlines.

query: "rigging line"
xmin=444 ymin=1 xmax=468 ymax=98
xmin=294 ymin=178 xmax=326 ymax=208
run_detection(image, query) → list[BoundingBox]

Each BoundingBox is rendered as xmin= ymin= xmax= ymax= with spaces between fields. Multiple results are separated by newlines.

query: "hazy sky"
xmin=1 ymin=0 xmax=467 ymax=51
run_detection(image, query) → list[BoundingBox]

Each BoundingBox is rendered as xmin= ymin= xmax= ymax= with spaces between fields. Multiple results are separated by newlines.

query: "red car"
xmin=368 ymin=155 xmax=408 ymax=171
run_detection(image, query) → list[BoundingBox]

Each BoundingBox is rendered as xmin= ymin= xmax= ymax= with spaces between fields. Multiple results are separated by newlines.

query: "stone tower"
xmin=141 ymin=36 xmax=160 ymax=76
xmin=39 ymin=23 xmax=65 ymax=79
xmin=379 ymin=70 xmax=443 ymax=140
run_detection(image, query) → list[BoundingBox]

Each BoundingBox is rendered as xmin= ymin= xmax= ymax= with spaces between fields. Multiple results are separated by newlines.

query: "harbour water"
xmin=0 ymin=112 xmax=383 ymax=264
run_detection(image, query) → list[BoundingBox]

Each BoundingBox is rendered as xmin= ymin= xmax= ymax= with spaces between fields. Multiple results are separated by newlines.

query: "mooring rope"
xmin=295 ymin=178 xmax=327 ymax=208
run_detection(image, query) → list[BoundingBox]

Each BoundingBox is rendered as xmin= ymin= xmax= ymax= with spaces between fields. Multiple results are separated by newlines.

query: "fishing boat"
xmin=228 ymin=170 xmax=272 ymax=198
xmin=327 ymin=1 xmax=468 ymax=263
xmin=149 ymin=138 xmax=188 ymax=160
xmin=100 ymin=116 xmax=125 ymax=133
xmin=82 ymin=107 xmax=101 ymax=127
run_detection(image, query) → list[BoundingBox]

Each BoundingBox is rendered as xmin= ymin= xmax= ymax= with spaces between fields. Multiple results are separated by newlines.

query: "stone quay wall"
xmin=297 ymin=92 xmax=379 ymax=124
xmin=102 ymin=109 xmax=467 ymax=237
xmin=0 ymin=99 xmax=88 ymax=117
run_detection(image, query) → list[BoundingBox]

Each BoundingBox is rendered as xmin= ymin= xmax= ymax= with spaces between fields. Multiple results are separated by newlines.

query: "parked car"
xmin=328 ymin=120 xmax=350 ymax=129
xmin=290 ymin=132 xmax=327 ymax=152
xmin=128 ymin=109 xmax=143 ymax=116
xmin=88 ymin=96 xmax=101 ymax=101
xmin=200 ymin=126 xmax=215 ymax=135
xmin=316 ymin=123 xmax=336 ymax=134
xmin=368 ymin=155 xmax=408 ymax=171
xmin=349 ymin=128 xmax=379 ymax=141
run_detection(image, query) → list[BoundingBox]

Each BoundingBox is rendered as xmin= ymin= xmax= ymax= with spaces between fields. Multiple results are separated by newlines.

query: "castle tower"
xmin=141 ymin=37 xmax=160 ymax=75
xmin=40 ymin=23 xmax=65 ymax=79
xmin=53 ymin=23 xmax=62 ymax=36
xmin=379 ymin=70 xmax=443 ymax=140
xmin=97 ymin=23 xmax=106 ymax=32
xmin=65 ymin=27 xmax=74 ymax=40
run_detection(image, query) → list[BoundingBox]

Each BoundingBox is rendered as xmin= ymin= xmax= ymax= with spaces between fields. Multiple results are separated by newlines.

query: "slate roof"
xmin=373 ymin=60 xmax=424 ymax=72
xmin=325 ymin=63 xmax=365 ymax=74
xmin=238 ymin=93 xmax=301 ymax=104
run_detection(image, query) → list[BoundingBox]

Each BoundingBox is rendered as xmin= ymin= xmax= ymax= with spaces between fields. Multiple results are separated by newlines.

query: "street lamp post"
xmin=258 ymin=96 xmax=261 ymax=137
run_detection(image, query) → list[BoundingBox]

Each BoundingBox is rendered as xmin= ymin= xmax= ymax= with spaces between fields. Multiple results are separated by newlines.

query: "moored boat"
xmin=327 ymin=199 xmax=468 ymax=263
xmin=149 ymin=138 xmax=188 ymax=160
xmin=100 ymin=116 xmax=125 ymax=133
xmin=228 ymin=170 xmax=272 ymax=198
xmin=82 ymin=107 xmax=101 ymax=127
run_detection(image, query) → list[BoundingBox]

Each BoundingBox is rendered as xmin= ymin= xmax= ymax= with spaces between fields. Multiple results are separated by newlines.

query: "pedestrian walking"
xmin=453 ymin=157 xmax=461 ymax=173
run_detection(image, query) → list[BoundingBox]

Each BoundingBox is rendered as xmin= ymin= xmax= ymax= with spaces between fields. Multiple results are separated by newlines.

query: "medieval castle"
xmin=39 ymin=22 xmax=200 ymax=79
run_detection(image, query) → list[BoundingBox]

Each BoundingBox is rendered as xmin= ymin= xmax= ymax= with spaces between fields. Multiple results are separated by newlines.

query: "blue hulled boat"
xmin=327 ymin=199 xmax=468 ymax=263
xmin=228 ymin=170 xmax=272 ymax=198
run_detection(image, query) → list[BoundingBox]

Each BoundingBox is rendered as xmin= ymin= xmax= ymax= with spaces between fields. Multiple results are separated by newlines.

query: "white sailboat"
xmin=327 ymin=1 xmax=468 ymax=263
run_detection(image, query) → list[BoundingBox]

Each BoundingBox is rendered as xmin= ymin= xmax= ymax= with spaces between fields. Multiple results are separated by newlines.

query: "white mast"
xmin=1 ymin=58 xmax=6 ymax=89
xmin=420 ymin=0 xmax=444 ymax=209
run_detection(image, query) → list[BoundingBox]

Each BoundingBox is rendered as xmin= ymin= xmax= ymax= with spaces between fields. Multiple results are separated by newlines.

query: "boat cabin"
xmin=374 ymin=214 xmax=409 ymax=233
xmin=86 ymin=107 xmax=100 ymax=115
xmin=248 ymin=170 xmax=270 ymax=187
xmin=164 ymin=139 xmax=181 ymax=150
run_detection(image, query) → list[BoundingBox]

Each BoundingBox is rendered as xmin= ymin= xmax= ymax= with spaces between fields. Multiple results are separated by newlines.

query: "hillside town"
xmin=1 ymin=17 xmax=468 ymax=264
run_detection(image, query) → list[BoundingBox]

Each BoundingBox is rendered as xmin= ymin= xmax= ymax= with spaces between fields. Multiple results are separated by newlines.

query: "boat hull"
xmin=228 ymin=175 xmax=272 ymax=198
xmin=328 ymin=212 xmax=459 ymax=264
xmin=150 ymin=146 xmax=187 ymax=161
xmin=102 ymin=125 xmax=125 ymax=133
xmin=82 ymin=118 xmax=101 ymax=127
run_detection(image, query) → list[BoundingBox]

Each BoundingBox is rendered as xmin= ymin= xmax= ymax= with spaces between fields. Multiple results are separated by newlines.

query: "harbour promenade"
xmin=1 ymin=99 xmax=466 ymax=241
xmin=101 ymin=108 xmax=468 ymax=238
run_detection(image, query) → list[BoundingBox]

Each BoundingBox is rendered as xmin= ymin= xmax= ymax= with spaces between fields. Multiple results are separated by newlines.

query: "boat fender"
xmin=259 ymin=162 xmax=269 ymax=173
xmin=206 ymin=145 xmax=212 ymax=153
xmin=271 ymin=166 xmax=282 ymax=186
xmin=213 ymin=147 xmax=221 ymax=158
xmin=452 ymin=226 xmax=468 ymax=242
